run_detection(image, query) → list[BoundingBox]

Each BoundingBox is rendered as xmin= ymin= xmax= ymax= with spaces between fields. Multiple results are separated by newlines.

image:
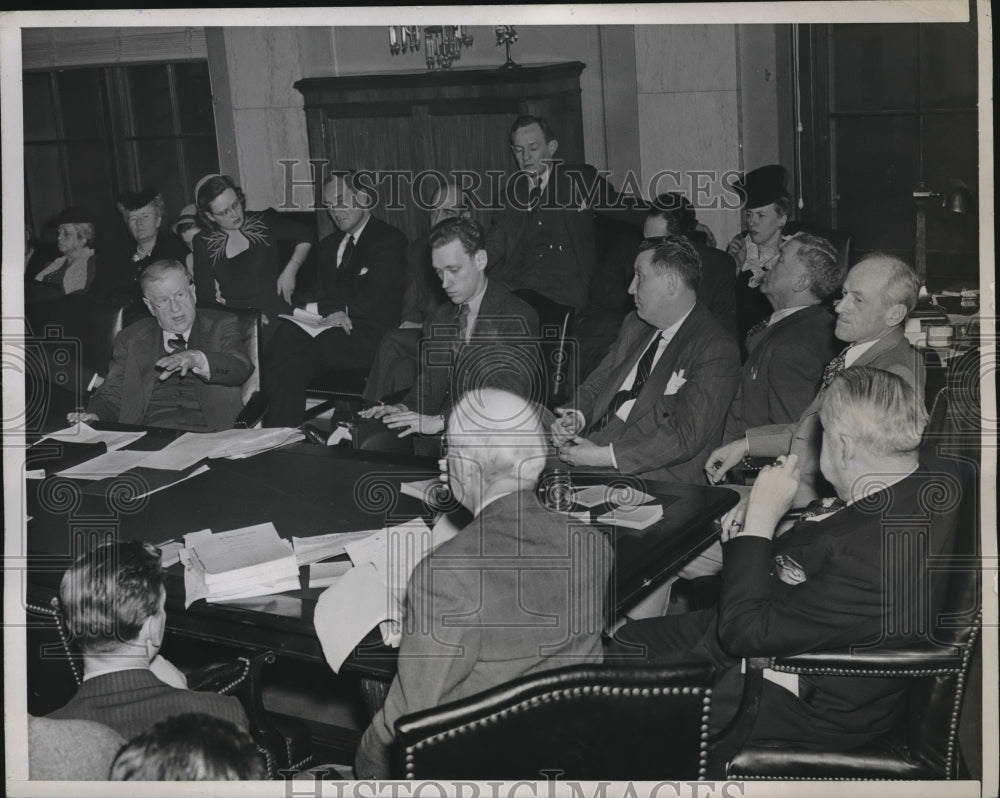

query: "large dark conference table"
xmin=24 ymin=425 xmax=738 ymax=682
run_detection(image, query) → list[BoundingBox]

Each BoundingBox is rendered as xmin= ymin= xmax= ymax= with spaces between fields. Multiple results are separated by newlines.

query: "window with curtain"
xmin=23 ymin=60 xmax=218 ymax=256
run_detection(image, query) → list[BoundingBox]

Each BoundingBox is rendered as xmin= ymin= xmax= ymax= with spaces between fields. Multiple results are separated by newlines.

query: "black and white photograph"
xmin=2 ymin=3 xmax=995 ymax=796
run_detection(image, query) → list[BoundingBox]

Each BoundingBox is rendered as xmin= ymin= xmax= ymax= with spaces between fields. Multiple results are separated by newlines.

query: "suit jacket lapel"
xmin=626 ymin=305 xmax=704 ymax=423
xmin=129 ymin=323 xmax=161 ymax=422
xmin=592 ymin=318 xmax=658 ymax=419
xmin=852 ymin=327 xmax=905 ymax=367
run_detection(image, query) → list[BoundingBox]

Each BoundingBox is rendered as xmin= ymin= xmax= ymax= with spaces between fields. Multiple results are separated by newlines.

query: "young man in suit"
xmin=723 ymin=231 xmax=843 ymax=440
xmin=363 ymin=217 xmax=541 ymax=443
xmin=262 ymin=170 xmax=408 ymax=427
xmin=706 ymin=253 xmax=924 ymax=505
xmin=68 ymin=258 xmax=253 ymax=431
xmin=485 ymin=114 xmax=605 ymax=318
xmin=644 ymin=192 xmax=738 ymax=336
xmin=610 ymin=367 xmax=957 ymax=753
xmin=551 ymin=235 xmax=741 ymax=485
xmin=47 ymin=541 xmax=248 ymax=741
xmin=355 ymin=388 xmax=612 ymax=779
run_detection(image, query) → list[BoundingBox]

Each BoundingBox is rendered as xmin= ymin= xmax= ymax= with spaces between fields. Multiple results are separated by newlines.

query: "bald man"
xmin=355 ymin=389 xmax=612 ymax=779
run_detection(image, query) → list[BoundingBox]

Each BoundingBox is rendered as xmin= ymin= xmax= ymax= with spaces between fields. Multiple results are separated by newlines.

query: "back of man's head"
xmin=819 ymin=366 xmax=927 ymax=459
xmin=60 ymin=541 xmax=165 ymax=654
xmin=109 ymin=713 xmax=265 ymax=781
xmin=449 ymin=388 xmax=548 ymax=492
xmin=637 ymin=235 xmax=702 ymax=293
xmin=790 ymin=232 xmax=843 ymax=300
xmin=429 ymin=216 xmax=485 ymax=257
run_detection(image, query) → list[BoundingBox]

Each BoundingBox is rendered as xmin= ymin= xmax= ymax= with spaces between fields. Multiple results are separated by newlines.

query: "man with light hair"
xmin=611 ymin=366 xmax=959 ymax=753
xmin=47 ymin=541 xmax=248 ymax=740
xmin=355 ymin=388 xmax=612 ymax=778
xmin=706 ymin=252 xmax=924 ymax=504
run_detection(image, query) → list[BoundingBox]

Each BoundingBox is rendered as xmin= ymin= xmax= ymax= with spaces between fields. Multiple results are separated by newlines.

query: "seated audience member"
xmin=644 ymin=192 xmax=737 ymax=335
xmin=355 ymin=388 xmax=612 ymax=778
xmin=26 ymin=207 xmax=98 ymax=302
xmin=47 ymin=541 xmax=248 ymax=740
xmin=191 ymin=173 xmax=315 ymax=330
xmin=726 ymin=165 xmax=792 ymax=358
xmin=551 ymin=236 xmax=740 ymax=484
xmin=110 ymin=713 xmax=265 ymax=781
xmin=29 ymin=716 xmax=124 ymax=781
xmin=172 ymin=203 xmax=201 ymax=273
xmin=118 ymin=189 xmax=189 ymax=282
xmin=486 ymin=114 xmax=603 ymax=317
xmin=363 ymin=217 xmax=541 ymax=443
xmin=361 ymin=180 xmax=467 ymax=403
xmin=610 ymin=367 xmax=957 ymax=753
xmin=263 ymin=170 xmax=408 ymax=427
xmin=706 ymin=253 xmax=924 ymax=505
xmin=723 ymin=231 xmax=842 ymax=441
xmin=67 ymin=259 xmax=253 ymax=431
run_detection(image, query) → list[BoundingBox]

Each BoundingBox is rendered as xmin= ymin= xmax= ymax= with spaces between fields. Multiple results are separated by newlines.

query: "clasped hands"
xmin=549 ymin=407 xmax=613 ymax=468
xmin=359 ymin=403 xmax=444 ymax=437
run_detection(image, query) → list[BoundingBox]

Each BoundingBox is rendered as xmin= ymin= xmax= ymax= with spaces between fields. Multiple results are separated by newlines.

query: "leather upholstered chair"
xmin=394 ymin=663 xmax=716 ymax=780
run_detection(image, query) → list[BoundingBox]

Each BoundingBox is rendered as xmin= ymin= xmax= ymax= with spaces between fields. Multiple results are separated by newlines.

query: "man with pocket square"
xmin=262 ymin=170 xmax=408 ymax=427
xmin=551 ymin=236 xmax=741 ymax=484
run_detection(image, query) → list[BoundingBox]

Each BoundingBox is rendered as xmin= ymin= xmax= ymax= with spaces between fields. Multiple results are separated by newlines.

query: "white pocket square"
xmin=664 ymin=370 xmax=687 ymax=395
xmin=358 ymin=267 xmax=370 ymax=276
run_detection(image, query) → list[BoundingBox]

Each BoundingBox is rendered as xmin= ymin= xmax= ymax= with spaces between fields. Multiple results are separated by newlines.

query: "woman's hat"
xmin=117 ymin=188 xmax=160 ymax=212
xmin=171 ymin=204 xmax=199 ymax=234
xmin=54 ymin=206 xmax=97 ymax=228
xmin=736 ymin=165 xmax=789 ymax=209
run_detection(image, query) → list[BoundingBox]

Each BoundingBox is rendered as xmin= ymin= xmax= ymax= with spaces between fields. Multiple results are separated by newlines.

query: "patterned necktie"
xmin=744 ymin=318 xmax=770 ymax=346
xmin=821 ymin=347 xmax=849 ymax=388
xmin=589 ymin=331 xmax=663 ymax=433
xmin=456 ymin=303 xmax=470 ymax=344
xmin=167 ymin=334 xmax=188 ymax=353
xmin=799 ymin=496 xmax=847 ymax=520
xmin=339 ymin=235 xmax=356 ymax=272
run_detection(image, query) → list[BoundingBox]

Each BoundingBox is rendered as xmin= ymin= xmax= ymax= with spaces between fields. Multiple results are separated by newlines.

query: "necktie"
xmin=528 ymin=181 xmax=542 ymax=211
xmin=799 ymin=496 xmax=847 ymax=520
xmin=744 ymin=318 xmax=770 ymax=346
xmin=821 ymin=347 xmax=849 ymax=388
xmin=456 ymin=303 xmax=470 ymax=344
xmin=167 ymin=334 xmax=188 ymax=353
xmin=339 ymin=235 xmax=356 ymax=272
xmin=589 ymin=331 xmax=662 ymax=433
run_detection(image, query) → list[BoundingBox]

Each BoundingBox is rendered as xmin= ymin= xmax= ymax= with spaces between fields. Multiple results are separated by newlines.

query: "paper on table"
xmin=187 ymin=522 xmax=297 ymax=586
xmin=57 ymin=450 xmax=153 ymax=480
xmin=159 ymin=541 xmax=184 ymax=569
xmin=41 ymin=423 xmax=147 ymax=452
xmin=309 ymin=560 xmax=353 ymax=588
xmin=596 ymin=503 xmax=663 ymax=530
xmin=135 ymin=428 xmax=302 ymax=471
xmin=573 ymin=484 xmax=656 ymax=508
xmin=292 ymin=529 xmax=380 ymax=566
xmin=136 ymin=465 xmax=210 ymax=499
xmin=314 ymin=563 xmax=396 ymax=673
xmin=400 ymin=478 xmax=453 ymax=508
xmin=279 ymin=308 xmax=333 ymax=338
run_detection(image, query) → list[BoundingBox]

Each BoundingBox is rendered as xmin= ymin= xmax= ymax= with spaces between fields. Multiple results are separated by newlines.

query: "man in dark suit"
xmin=610 ymin=367 xmax=956 ymax=753
xmin=360 ymin=180 xmax=468 ymax=403
xmin=48 ymin=540 xmax=248 ymax=740
xmin=644 ymin=192 xmax=737 ymax=336
xmin=485 ymin=114 xmax=604 ymax=317
xmin=68 ymin=259 xmax=252 ymax=431
xmin=723 ymin=231 xmax=843 ymax=441
xmin=356 ymin=388 xmax=612 ymax=779
xmin=363 ymin=217 xmax=541 ymax=441
xmin=551 ymin=236 xmax=741 ymax=485
xmin=706 ymin=253 xmax=925 ymax=505
xmin=262 ymin=170 xmax=408 ymax=427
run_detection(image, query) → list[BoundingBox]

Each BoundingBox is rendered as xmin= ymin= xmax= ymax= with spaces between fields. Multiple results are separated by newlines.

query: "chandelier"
xmin=388 ymin=26 xmax=474 ymax=70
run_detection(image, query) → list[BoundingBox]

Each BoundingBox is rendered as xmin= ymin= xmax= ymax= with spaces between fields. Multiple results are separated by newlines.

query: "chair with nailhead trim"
xmin=393 ymin=663 xmax=715 ymax=780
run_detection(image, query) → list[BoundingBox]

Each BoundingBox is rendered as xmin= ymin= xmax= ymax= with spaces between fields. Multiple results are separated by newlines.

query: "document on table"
xmin=314 ymin=563 xmax=395 ymax=672
xmin=573 ymin=484 xmax=656 ymax=508
xmin=292 ymin=529 xmax=381 ymax=566
xmin=596 ymin=503 xmax=664 ymax=530
xmin=41 ymin=423 xmax=147 ymax=451
xmin=278 ymin=308 xmax=333 ymax=338
xmin=136 ymin=428 xmax=304 ymax=471
xmin=57 ymin=450 xmax=155 ymax=480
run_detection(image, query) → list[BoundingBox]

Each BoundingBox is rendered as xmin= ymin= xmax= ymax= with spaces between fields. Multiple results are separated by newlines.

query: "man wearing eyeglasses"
xmin=67 ymin=259 xmax=253 ymax=431
xmin=485 ymin=115 xmax=606 ymax=319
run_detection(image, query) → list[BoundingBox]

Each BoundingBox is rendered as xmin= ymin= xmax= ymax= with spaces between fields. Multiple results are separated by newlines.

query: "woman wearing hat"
xmin=726 ymin=165 xmax=793 ymax=359
xmin=191 ymin=174 xmax=315 ymax=337
xmin=172 ymin=203 xmax=200 ymax=273
xmin=117 ymin=189 xmax=188 ymax=280
xmin=29 ymin=207 xmax=99 ymax=299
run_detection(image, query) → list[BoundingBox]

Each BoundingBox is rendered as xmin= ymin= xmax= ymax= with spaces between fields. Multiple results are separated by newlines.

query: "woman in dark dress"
xmin=191 ymin=174 xmax=314 ymax=341
xmin=725 ymin=165 xmax=792 ymax=361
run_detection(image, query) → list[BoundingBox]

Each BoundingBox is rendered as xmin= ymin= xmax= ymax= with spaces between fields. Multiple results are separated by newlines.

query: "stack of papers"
xmin=596 ymin=503 xmax=664 ymax=530
xmin=279 ymin=308 xmax=331 ymax=338
xmin=180 ymin=523 xmax=301 ymax=605
xmin=137 ymin=428 xmax=303 ymax=471
xmin=41 ymin=423 xmax=147 ymax=452
xmin=291 ymin=529 xmax=382 ymax=566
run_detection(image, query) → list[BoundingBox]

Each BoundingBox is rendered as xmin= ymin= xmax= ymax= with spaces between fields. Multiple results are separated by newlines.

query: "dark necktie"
xmin=745 ymin=317 xmax=770 ymax=346
xmin=167 ymin=334 xmax=188 ymax=353
xmin=589 ymin=331 xmax=662 ymax=434
xmin=339 ymin=235 xmax=356 ymax=272
xmin=456 ymin=303 xmax=470 ymax=344
xmin=528 ymin=181 xmax=542 ymax=211
xmin=799 ymin=496 xmax=847 ymax=520
xmin=821 ymin=347 xmax=849 ymax=388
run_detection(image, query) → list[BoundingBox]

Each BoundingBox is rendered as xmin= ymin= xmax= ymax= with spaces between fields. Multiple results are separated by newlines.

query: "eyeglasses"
xmin=211 ymin=199 xmax=243 ymax=219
